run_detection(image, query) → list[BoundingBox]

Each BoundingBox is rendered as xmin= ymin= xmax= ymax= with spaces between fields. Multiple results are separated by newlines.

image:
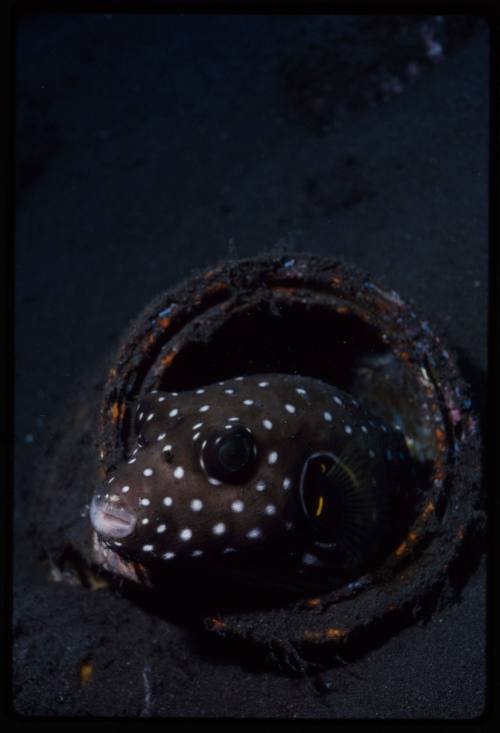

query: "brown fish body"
xmin=90 ymin=374 xmax=412 ymax=588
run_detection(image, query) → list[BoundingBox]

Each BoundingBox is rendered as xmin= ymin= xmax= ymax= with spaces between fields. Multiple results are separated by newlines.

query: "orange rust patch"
xmin=161 ymin=350 xmax=177 ymax=366
xmin=336 ymin=305 xmax=350 ymax=314
xmin=394 ymin=540 xmax=408 ymax=558
xmin=408 ymin=531 xmax=417 ymax=542
xmin=457 ymin=525 xmax=465 ymax=540
xmin=374 ymin=297 xmax=392 ymax=313
xmin=305 ymin=597 xmax=321 ymax=608
xmin=158 ymin=316 xmax=171 ymax=329
xmin=400 ymin=351 xmax=411 ymax=362
xmin=110 ymin=402 xmax=120 ymax=422
xmin=79 ymin=660 xmax=93 ymax=687
xmin=209 ymin=617 xmax=227 ymax=630
xmin=330 ymin=275 xmax=343 ymax=286
xmin=204 ymin=281 xmax=228 ymax=296
xmin=422 ymin=500 xmax=435 ymax=518
xmin=435 ymin=429 xmax=446 ymax=441
xmin=304 ymin=627 xmax=347 ymax=641
xmin=88 ymin=575 xmax=109 ymax=591
xmin=108 ymin=367 xmax=117 ymax=379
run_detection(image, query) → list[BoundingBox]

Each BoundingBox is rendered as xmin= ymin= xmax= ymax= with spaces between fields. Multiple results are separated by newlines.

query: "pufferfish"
xmin=90 ymin=374 xmax=413 ymax=594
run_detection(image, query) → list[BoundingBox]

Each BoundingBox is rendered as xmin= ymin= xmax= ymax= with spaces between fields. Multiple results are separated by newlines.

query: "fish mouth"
xmin=92 ymin=532 xmax=151 ymax=586
xmin=90 ymin=495 xmax=137 ymax=539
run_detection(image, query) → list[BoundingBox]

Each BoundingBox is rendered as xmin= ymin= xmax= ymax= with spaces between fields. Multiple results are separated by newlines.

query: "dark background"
xmin=14 ymin=14 xmax=488 ymax=717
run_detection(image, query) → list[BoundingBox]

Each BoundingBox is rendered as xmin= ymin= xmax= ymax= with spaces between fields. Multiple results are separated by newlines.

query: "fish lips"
xmin=90 ymin=495 xmax=137 ymax=539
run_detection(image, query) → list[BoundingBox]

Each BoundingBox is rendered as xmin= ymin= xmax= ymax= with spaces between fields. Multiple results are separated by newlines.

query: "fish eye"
xmin=202 ymin=427 xmax=257 ymax=484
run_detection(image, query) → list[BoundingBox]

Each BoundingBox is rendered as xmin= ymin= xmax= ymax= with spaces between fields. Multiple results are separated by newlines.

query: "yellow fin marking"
xmin=315 ymin=495 xmax=324 ymax=516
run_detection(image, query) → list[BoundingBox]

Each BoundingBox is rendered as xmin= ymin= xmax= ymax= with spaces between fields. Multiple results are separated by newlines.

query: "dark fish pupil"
xmin=218 ymin=436 xmax=251 ymax=471
xmin=203 ymin=427 xmax=257 ymax=484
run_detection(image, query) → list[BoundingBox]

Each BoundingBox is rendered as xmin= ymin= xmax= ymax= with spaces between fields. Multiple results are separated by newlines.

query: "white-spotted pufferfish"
xmin=90 ymin=374 xmax=413 ymax=593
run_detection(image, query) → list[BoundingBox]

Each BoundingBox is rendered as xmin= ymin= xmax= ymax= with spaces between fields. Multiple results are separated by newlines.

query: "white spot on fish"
xmin=199 ymin=405 xmax=210 ymax=412
xmin=256 ymin=480 xmax=266 ymax=491
xmin=262 ymin=419 xmax=273 ymax=430
xmin=190 ymin=499 xmax=203 ymax=511
xmin=163 ymin=496 xmax=173 ymax=506
xmin=163 ymin=552 xmax=175 ymax=560
xmin=121 ymin=485 xmax=130 ymax=493
xmin=180 ymin=528 xmax=192 ymax=541
xmin=283 ymin=477 xmax=291 ymax=490
xmin=344 ymin=425 xmax=353 ymax=435
xmin=231 ymin=500 xmax=244 ymax=513
xmin=268 ymin=451 xmax=278 ymax=464
xmin=247 ymin=528 xmax=262 ymax=539
xmin=265 ymin=504 xmax=277 ymax=515
xmin=213 ymin=522 xmax=226 ymax=535
xmin=243 ymin=399 xmax=254 ymax=406
xmin=143 ymin=468 xmax=154 ymax=477
xmin=174 ymin=466 xmax=184 ymax=479
xmin=324 ymin=411 xmax=332 ymax=422
xmin=139 ymin=498 xmax=150 ymax=506
xmin=258 ymin=381 xmax=269 ymax=387
xmin=157 ymin=433 xmax=167 ymax=441
xmin=169 ymin=408 xmax=178 ymax=418
xmin=284 ymin=404 xmax=296 ymax=414
xmin=146 ymin=413 xmax=155 ymax=422
xmin=142 ymin=544 xmax=154 ymax=552
xmin=156 ymin=524 xmax=166 ymax=533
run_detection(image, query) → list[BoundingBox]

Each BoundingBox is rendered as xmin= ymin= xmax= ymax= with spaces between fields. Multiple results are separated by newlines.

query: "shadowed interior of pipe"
xmin=158 ymin=302 xmax=388 ymax=392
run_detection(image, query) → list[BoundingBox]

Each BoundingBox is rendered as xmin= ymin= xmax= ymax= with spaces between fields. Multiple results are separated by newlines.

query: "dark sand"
xmin=14 ymin=15 xmax=488 ymax=717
